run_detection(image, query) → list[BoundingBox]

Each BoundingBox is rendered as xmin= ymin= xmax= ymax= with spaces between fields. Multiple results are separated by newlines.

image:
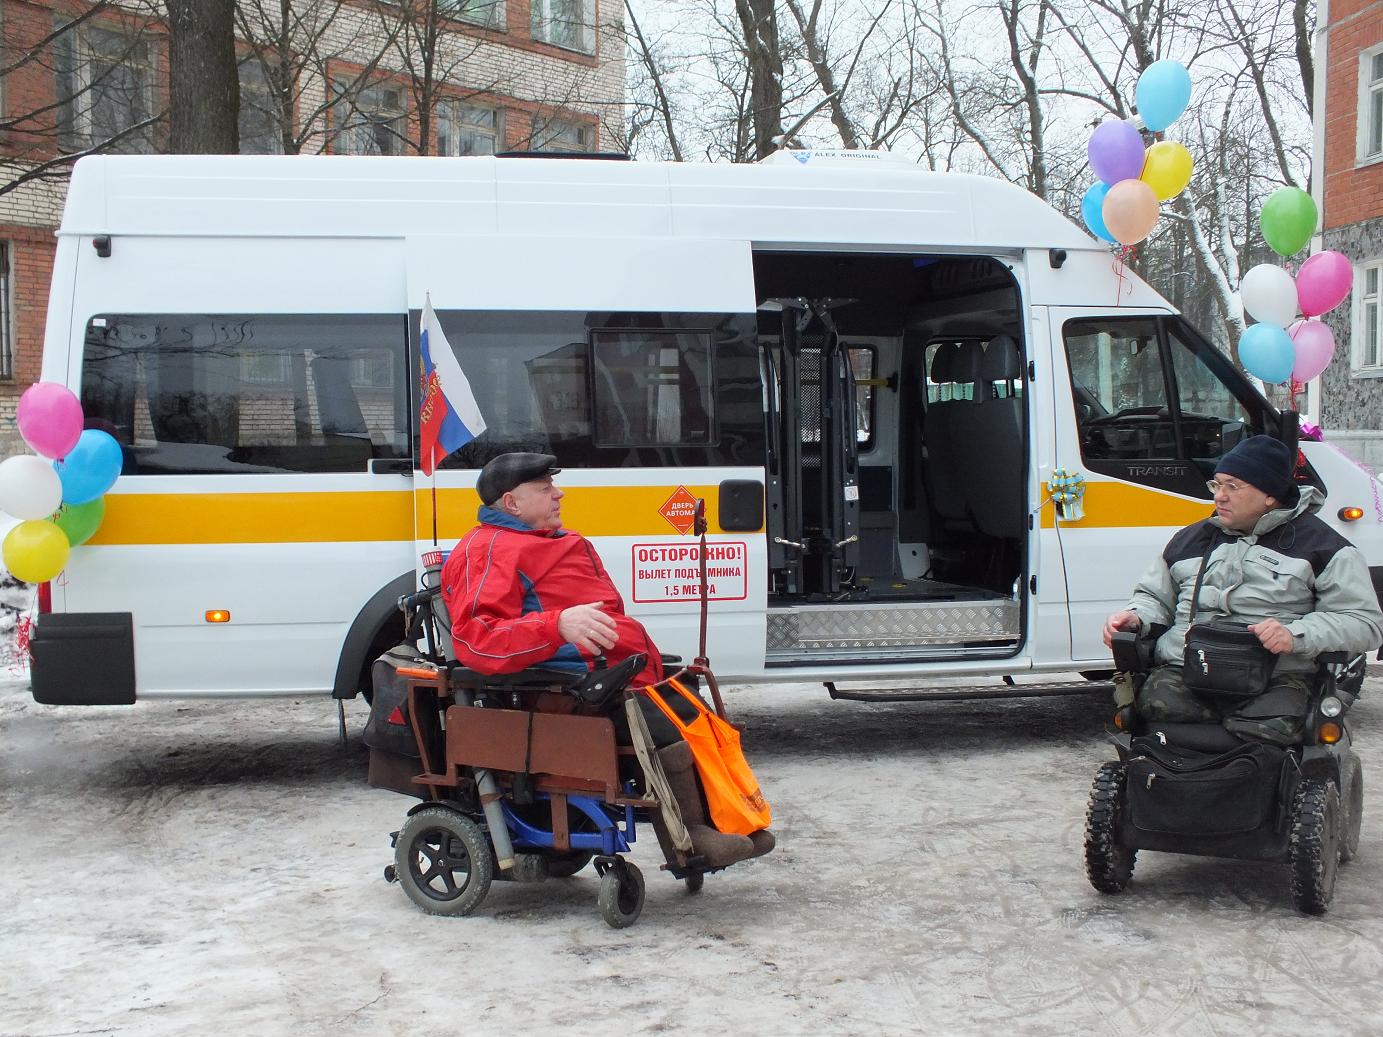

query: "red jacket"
xmin=441 ymin=506 xmax=664 ymax=686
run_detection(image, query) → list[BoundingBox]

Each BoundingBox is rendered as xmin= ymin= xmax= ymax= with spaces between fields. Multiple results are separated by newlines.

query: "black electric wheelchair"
xmin=368 ymin=523 xmax=771 ymax=928
xmin=1083 ymin=629 xmax=1368 ymax=915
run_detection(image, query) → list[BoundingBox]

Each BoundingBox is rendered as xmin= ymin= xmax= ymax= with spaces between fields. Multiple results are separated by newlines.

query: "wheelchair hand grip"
xmin=397 ymin=587 xmax=440 ymax=611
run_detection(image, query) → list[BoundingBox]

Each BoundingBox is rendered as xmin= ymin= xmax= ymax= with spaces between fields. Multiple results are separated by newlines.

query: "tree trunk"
xmin=734 ymin=0 xmax=784 ymax=159
xmin=167 ymin=0 xmax=239 ymax=154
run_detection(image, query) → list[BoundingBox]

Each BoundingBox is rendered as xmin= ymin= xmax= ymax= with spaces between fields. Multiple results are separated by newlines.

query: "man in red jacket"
xmin=441 ymin=452 xmax=664 ymax=688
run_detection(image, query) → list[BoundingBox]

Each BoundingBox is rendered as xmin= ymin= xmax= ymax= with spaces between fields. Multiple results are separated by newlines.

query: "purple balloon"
xmin=1289 ymin=319 xmax=1336 ymax=382
xmin=1088 ymin=120 xmax=1146 ymax=186
xmin=16 ymin=382 xmax=83 ymax=460
xmin=1295 ymin=250 xmax=1353 ymax=318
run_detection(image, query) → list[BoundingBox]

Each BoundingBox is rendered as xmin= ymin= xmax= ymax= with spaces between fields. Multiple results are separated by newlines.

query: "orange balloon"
xmin=1102 ymin=179 xmax=1160 ymax=245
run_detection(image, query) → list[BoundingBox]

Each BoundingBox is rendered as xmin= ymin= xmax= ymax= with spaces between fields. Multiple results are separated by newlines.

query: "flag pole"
xmin=425 ymin=292 xmax=440 ymax=547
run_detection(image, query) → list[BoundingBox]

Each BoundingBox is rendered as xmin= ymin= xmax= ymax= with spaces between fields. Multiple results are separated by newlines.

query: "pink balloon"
xmin=1295 ymin=250 xmax=1353 ymax=318
xmin=1102 ymin=179 xmax=1160 ymax=245
xmin=1288 ymin=319 xmax=1336 ymax=382
xmin=16 ymin=382 xmax=83 ymax=460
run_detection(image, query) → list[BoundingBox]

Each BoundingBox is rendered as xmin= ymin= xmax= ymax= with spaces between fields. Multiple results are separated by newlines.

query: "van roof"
xmin=62 ymin=154 xmax=1095 ymax=252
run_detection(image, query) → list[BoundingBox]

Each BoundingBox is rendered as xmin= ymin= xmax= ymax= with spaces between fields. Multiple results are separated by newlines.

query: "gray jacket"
xmin=1126 ymin=486 xmax=1383 ymax=674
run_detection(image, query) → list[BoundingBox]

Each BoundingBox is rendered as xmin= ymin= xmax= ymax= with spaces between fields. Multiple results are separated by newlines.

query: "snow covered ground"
xmin=3 ymin=672 xmax=1383 ymax=1036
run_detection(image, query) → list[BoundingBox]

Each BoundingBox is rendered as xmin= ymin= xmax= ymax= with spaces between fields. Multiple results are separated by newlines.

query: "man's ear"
xmin=501 ymin=490 xmax=520 ymax=515
xmin=1265 ymin=494 xmax=1279 ymax=510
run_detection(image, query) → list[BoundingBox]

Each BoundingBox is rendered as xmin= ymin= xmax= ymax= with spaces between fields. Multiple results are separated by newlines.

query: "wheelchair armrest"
xmin=447 ymin=664 xmax=586 ymax=692
xmin=572 ymin=653 xmax=647 ymax=711
xmin=1110 ymin=629 xmax=1157 ymax=674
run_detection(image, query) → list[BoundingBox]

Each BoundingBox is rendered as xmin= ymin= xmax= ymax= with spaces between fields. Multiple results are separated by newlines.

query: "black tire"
xmin=598 ymin=859 xmax=645 ymax=928
xmin=394 ymin=807 xmax=493 ymax=917
xmin=684 ymin=870 xmax=705 ymax=894
xmin=1340 ymin=753 xmax=1363 ymax=864
xmin=1289 ymin=778 xmax=1341 ymax=916
xmin=544 ymin=850 xmax=595 ymax=879
xmin=1084 ymin=761 xmax=1137 ymax=894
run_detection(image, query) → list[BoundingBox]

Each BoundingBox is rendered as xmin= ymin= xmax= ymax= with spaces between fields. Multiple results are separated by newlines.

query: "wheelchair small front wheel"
xmin=1084 ymin=761 xmax=1136 ymax=894
xmin=1289 ymin=778 xmax=1340 ymax=916
xmin=597 ymin=859 xmax=645 ymax=928
xmin=395 ymin=807 xmax=493 ymax=917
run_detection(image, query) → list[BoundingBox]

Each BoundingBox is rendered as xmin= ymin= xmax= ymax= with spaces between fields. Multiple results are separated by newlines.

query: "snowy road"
xmin=3 ymin=673 xmax=1383 ymax=1036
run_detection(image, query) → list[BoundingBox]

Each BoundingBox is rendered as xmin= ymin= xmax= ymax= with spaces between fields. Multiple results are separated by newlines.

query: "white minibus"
xmin=28 ymin=151 xmax=1383 ymax=704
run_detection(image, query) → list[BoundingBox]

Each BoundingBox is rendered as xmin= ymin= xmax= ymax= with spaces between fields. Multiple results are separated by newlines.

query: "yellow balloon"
xmin=3 ymin=519 xmax=70 ymax=584
xmin=1140 ymin=140 xmax=1194 ymax=201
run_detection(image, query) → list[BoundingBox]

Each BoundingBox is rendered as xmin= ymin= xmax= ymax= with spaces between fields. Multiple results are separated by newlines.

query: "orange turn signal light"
xmin=1318 ymin=721 xmax=1343 ymax=744
xmin=205 ymin=610 xmax=230 ymax=623
xmin=1113 ymin=710 xmax=1128 ymax=730
xmin=1338 ymin=507 xmax=1364 ymax=522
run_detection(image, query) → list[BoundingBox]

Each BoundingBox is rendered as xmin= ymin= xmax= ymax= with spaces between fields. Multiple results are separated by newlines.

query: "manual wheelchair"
xmin=371 ymin=547 xmax=769 ymax=928
xmin=1083 ymin=630 xmax=1368 ymax=915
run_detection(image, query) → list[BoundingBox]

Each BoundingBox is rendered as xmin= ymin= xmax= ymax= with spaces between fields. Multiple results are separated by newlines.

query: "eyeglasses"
xmin=1206 ymin=479 xmax=1246 ymax=495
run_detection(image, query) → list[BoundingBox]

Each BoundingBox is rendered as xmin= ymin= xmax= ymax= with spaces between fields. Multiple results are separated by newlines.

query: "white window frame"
xmin=1354 ymin=258 xmax=1383 ymax=376
xmin=332 ymin=79 xmax=407 ymax=156
xmin=238 ymin=58 xmax=285 ymax=155
xmin=530 ymin=0 xmax=595 ymax=54
xmin=0 ymin=242 xmax=13 ymax=381
xmin=1358 ymin=44 xmax=1383 ymax=166
xmin=440 ymin=0 xmax=506 ymax=28
xmin=61 ymin=24 xmax=158 ymax=151
xmin=437 ymin=100 xmax=500 ymax=156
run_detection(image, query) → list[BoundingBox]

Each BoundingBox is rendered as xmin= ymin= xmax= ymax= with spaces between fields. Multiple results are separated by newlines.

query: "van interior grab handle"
xmin=773 ymin=536 xmax=805 ymax=551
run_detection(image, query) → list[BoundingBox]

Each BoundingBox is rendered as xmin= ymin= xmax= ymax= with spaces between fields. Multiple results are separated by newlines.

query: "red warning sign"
xmin=658 ymin=485 xmax=700 ymax=535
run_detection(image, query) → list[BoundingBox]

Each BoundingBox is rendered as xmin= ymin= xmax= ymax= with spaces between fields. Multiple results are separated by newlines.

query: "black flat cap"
xmin=476 ymin=452 xmax=561 ymax=505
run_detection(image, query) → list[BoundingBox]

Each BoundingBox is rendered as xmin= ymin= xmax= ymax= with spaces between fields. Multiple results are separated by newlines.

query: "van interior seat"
xmin=924 ymin=342 xmax=968 ymax=526
xmin=957 ymin=336 xmax=1025 ymax=539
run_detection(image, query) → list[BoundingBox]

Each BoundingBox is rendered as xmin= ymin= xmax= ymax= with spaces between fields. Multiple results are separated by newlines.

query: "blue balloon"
xmin=1136 ymin=60 xmax=1192 ymax=132
xmin=1081 ymin=182 xmax=1117 ymax=243
xmin=1238 ymin=322 xmax=1296 ymax=384
xmin=53 ymin=429 xmax=122 ymax=505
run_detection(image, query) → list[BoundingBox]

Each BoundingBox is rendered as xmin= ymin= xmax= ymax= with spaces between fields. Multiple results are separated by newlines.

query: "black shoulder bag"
xmin=1180 ymin=534 xmax=1277 ymax=698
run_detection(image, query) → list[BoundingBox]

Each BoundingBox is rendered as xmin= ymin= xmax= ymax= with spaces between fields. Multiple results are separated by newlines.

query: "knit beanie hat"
xmin=1215 ymin=436 xmax=1295 ymax=501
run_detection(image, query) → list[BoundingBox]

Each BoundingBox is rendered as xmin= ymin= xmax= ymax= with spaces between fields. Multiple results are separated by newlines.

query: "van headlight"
xmin=1319 ymin=696 xmax=1344 ymax=718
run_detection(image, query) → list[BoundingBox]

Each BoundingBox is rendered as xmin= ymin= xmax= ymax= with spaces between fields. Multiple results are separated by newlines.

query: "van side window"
xmin=1063 ymin=316 xmax=1265 ymax=495
xmin=591 ymin=330 xmax=713 ymax=446
xmin=80 ymin=314 xmax=410 ymax=474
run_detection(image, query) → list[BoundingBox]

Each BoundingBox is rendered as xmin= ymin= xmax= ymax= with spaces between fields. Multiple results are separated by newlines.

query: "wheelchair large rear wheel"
xmin=395 ymin=807 xmax=493 ymax=917
xmin=1289 ymin=778 xmax=1340 ymax=916
xmin=1340 ymin=753 xmax=1363 ymax=864
xmin=1084 ymin=761 xmax=1136 ymax=894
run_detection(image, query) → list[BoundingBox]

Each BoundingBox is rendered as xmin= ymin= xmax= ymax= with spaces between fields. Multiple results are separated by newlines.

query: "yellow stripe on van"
xmin=1039 ymin=481 xmax=1212 ymax=529
xmin=87 ymin=485 xmax=737 ymax=545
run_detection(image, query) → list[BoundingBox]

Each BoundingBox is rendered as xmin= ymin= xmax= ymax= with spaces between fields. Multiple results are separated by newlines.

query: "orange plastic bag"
xmin=643 ymin=678 xmax=771 ymax=836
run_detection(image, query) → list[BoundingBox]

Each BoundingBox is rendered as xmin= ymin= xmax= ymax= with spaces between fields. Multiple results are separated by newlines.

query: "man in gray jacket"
xmin=1103 ymin=436 xmax=1383 ymax=744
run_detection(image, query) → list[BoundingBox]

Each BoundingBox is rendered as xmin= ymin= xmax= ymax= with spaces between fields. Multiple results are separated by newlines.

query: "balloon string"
xmin=1112 ymin=246 xmax=1135 ymax=305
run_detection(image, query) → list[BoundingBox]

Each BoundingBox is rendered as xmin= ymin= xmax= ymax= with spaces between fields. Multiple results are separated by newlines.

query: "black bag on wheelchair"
xmin=363 ymin=644 xmax=427 ymax=796
xmin=1126 ymin=735 xmax=1289 ymax=836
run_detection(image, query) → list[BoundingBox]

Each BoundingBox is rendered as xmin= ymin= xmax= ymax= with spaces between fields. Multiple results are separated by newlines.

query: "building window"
xmin=438 ymin=101 xmax=499 ymax=156
xmin=1357 ymin=261 xmax=1382 ymax=372
xmin=440 ymin=0 xmax=505 ymax=28
xmin=1361 ymin=47 xmax=1383 ymax=164
xmin=55 ymin=24 xmax=157 ymax=152
xmin=530 ymin=116 xmax=593 ymax=153
xmin=0 ymin=243 xmax=12 ymax=381
xmin=332 ymin=80 xmax=407 ymax=156
xmin=239 ymin=59 xmax=285 ymax=155
xmin=531 ymin=0 xmax=594 ymax=54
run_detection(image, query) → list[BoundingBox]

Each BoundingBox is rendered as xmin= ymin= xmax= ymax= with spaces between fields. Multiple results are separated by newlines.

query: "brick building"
xmin=1312 ymin=0 xmax=1383 ymax=467
xmin=0 ymin=0 xmax=627 ymax=453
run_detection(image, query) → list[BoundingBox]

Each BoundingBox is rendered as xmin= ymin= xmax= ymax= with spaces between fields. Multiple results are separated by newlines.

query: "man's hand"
xmin=1248 ymin=618 xmax=1295 ymax=654
xmin=558 ymin=602 xmax=618 ymax=655
xmin=1103 ymin=610 xmax=1140 ymax=648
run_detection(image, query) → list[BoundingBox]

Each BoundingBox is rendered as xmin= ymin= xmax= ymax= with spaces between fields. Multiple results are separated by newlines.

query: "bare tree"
xmin=166 ymin=0 xmax=239 ymax=153
xmin=733 ymin=0 xmax=784 ymax=158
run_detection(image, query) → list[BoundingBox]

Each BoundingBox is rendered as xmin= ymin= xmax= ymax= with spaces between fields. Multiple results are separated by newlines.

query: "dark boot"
xmin=657 ymin=742 xmax=756 ymax=867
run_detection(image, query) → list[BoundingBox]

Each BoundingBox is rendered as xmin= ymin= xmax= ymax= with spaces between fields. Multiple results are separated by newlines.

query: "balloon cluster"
xmin=0 ymin=383 xmax=121 ymax=584
xmin=1082 ymin=60 xmax=1194 ymax=247
xmin=1237 ymin=187 xmax=1353 ymax=385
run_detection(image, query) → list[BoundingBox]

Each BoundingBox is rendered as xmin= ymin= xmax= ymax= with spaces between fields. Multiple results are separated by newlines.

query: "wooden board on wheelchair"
xmin=446 ymin=705 xmax=621 ymax=800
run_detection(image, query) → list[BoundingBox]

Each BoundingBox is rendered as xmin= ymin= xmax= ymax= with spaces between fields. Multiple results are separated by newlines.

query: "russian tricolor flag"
xmin=418 ymin=295 xmax=487 ymax=476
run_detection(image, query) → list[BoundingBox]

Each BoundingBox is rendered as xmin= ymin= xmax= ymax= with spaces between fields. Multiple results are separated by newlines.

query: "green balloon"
xmin=1259 ymin=187 xmax=1317 ymax=257
xmin=53 ymin=497 xmax=105 ymax=547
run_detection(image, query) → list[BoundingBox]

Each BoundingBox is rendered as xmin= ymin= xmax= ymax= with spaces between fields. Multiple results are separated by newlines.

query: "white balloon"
xmin=1239 ymin=263 xmax=1299 ymax=328
xmin=0 ymin=454 xmax=63 ymax=520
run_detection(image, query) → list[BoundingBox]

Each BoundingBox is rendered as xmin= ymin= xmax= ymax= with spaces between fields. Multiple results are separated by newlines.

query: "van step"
xmin=767 ymin=599 xmax=1018 ymax=660
xmin=824 ymin=679 xmax=1112 ymax=702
